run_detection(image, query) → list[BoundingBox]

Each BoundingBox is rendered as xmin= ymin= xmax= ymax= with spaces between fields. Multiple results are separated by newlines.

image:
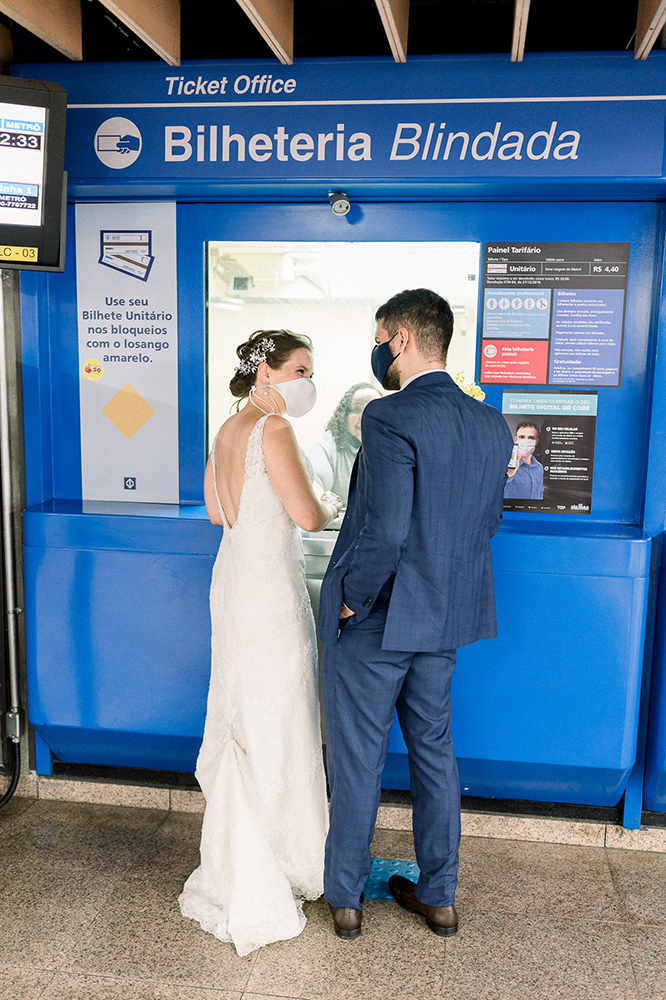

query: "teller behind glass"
xmin=303 ymin=382 xmax=381 ymax=507
xmin=179 ymin=329 xmax=342 ymax=957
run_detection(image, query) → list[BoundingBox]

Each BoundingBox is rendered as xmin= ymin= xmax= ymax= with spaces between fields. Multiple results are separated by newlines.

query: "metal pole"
xmin=0 ymin=271 xmax=24 ymax=744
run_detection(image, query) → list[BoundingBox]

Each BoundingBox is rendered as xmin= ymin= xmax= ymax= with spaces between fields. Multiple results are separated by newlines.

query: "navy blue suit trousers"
xmin=322 ymin=610 xmax=459 ymax=909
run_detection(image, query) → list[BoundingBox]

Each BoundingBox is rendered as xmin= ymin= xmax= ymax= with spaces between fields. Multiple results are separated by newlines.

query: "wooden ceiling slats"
xmin=234 ymin=0 xmax=294 ymax=65
xmin=511 ymin=0 xmax=530 ymax=62
xmin=375 ymin=0 xmax=409 ymax=63
xmin=0 ymin=0 xmax=82 ymax=61
xmin=98 ymin=0 xmax=180 ymax=66
xmin=635 ymin=0 xmax=666 ymax=59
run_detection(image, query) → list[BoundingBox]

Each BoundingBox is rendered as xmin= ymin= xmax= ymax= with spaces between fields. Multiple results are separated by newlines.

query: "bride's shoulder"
xmin=262 ymin=413 xmax=292 ymax=436
xmin=262 ymin=414 xmax=298 ymax=454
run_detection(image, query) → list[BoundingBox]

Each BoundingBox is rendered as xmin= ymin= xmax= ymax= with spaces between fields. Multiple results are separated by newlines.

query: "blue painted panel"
xmin=175 ymin=200 xmax=659 ymax=519
xmin=21 ymin=207 xmax=83 ymax=505
xmin=24 ymin=508 xmax=652 ymax=802
xmin=177 ymin=208 xmax=206 ymax=503
xmin=22 ymin=200 xmax=659 ymax=517
xmin=24 ymin=538 xmax=215 ymax=773
xmin=645 ymin=549 xmax=666 ymax=811
xmin=17 ymin=185 xmax=663 ymax=802
xmin=11 ymin=53 xmax=666 ymax=200
xmin=386 ymin=529 xmax=652 ymax=804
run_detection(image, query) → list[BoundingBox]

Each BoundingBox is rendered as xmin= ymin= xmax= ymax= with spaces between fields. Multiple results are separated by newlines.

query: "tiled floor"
xmin=0 ymin=796 xmax=664 ymax=1000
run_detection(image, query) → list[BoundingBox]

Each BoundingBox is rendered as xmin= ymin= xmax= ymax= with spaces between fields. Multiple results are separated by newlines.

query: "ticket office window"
xmin=206 ymin=241 xmax=481 ymax=505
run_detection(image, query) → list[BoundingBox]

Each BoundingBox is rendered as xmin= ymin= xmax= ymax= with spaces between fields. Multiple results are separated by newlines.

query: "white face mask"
xmin=516 ymin=439 xmax=536 ymax=457
xmin=271 ymin=376 xmax=317 ymax=417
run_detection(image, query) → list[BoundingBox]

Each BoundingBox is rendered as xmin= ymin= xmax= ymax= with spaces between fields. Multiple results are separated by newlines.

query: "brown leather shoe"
xmin=388 ymin=875 xmax=458 ymax=936
xmin=328 ymin=902 xmax=362 ymax=939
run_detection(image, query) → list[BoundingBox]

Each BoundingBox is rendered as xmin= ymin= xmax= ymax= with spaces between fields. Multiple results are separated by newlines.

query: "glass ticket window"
xmin=206 ymin=240 xmax=480 ymax=507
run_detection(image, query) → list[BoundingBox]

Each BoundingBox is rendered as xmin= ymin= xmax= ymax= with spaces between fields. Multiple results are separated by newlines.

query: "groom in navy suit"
xmin=319 ymin=288 xmax=513 ymax=939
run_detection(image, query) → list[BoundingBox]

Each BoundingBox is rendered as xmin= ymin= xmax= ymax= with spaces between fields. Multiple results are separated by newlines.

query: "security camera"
xmin=328 ymin=191 xmax=350 ymax=216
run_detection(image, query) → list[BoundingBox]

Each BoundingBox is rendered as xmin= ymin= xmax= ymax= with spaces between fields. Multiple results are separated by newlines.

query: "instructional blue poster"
xmin=502 ymin=391 xmax=597 ymax=514
xmin=483 ymin=288 xmax=551 ymax=340
xmin=481 ymin=242 xmax=628 ymax=387
xmin=549 ymin=288 xmax=625 ymax=385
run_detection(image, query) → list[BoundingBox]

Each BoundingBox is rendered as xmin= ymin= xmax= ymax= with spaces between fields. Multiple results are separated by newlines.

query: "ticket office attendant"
xmin=504 ymin=421 xmax=544 ymax=500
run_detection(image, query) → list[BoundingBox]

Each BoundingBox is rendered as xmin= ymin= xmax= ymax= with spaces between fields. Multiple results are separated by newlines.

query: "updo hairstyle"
xmin=229 ymin=329 xmax=314 ymax=400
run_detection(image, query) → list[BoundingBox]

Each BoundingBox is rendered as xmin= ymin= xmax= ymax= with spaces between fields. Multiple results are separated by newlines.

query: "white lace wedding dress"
xmin=179 ymin=414 xmax=328 ymax=957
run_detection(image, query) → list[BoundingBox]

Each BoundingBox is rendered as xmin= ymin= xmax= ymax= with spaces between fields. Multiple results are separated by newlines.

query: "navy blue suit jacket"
xmin=318 ymin=372 xmax=514 ymax=652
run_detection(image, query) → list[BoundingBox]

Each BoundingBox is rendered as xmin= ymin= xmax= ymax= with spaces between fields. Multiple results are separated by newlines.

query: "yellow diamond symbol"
xmin=101 ymin=383 xmax=156 ymax=439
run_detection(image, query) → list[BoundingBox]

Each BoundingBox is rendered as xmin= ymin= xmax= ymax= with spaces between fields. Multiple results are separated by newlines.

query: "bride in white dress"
xmin=179 ymin=330 xmax=342 ymax=957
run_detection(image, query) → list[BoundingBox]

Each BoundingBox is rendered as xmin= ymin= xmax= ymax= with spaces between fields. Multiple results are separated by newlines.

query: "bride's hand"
xmin=321 ymin=491 xmax=343 ymax=518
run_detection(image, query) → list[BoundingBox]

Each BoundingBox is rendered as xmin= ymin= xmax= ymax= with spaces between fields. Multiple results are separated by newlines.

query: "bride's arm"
xmin=203 ymin=457 xmax=224 ymax=526
xmin=263 ymin=415 xmax=341 ymax=532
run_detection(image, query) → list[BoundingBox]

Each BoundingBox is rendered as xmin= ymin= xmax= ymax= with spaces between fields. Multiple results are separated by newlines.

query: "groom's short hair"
xmin=375 ymin=288 xmax=454 ymax=362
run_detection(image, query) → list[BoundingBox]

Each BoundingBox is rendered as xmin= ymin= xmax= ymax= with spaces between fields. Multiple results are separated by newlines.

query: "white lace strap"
xmin=244 ymin=413 xmax=275 ymax=478
xmin=210 ymin=430 xmax=228 ymax=527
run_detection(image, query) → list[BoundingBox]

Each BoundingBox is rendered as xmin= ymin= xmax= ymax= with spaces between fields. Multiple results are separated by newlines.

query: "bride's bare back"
xmin=204 ymin=398 xmax=336 ymax=533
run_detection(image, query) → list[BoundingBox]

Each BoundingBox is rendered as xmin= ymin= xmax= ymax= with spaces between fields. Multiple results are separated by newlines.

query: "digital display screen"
xmin=0 ymin=75 xmax=66 ymax=271
xmin=0 ymin=100 xmax=47 ymax=227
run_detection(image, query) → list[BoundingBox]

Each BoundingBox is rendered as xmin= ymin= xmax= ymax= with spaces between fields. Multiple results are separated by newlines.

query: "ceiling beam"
xmin=374 ymin=0 xmax=409 ymax=63
xmin=636 ymin=0 xmax=666 ymax=58
xmin=0 ymin=0 xmax=81 ymax=61
xmin=511 ymin=0 xmax=530 ymax=62
xmin=235 ymin=0 xmax=293 ymax=65
xmin=0 ymin=22 xmax=12 ymax=71
xmin=98 ymin=0 xmax=180 ymax=66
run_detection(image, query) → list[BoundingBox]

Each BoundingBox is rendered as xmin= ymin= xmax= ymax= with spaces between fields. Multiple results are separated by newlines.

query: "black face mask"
xmin=371 ymin=332 xmax=401 ymax=388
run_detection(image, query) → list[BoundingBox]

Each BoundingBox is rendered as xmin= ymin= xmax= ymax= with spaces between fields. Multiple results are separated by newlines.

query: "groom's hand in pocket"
xmin=339 ymin=603 xmax=355 ymax=620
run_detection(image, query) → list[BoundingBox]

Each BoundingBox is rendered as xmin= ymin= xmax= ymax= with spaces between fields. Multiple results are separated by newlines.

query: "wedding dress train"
xmin=179 ymin=414 xmax=328 ymax=956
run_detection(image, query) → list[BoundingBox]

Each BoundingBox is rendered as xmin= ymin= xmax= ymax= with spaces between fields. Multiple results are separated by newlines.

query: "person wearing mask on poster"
xmin=504 ymin=421 xmax=544 ymax=500
xmin=304 ymin=383 xmax=381 ymax=506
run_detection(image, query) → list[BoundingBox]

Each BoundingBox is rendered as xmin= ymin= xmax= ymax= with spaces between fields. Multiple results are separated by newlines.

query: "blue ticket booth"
xmin=15 ymin=52 xmax=666 ymax=826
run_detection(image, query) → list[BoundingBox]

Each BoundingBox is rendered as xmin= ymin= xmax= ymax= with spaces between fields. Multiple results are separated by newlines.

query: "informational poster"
xmin=502 ymin=391 xmax=597 ymax=515
xmin=75 ymin=202 xmax=178 ymax=502
xmin=480 ymin=242 xmax=629 ymax=387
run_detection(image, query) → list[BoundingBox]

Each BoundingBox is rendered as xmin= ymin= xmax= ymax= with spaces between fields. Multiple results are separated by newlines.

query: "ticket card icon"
xmin=99 ymin=229 xmax=154 ymax=281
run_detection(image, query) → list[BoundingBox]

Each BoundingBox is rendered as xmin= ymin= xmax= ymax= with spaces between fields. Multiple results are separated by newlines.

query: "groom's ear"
xmin=398 ymin=326 xmax=413 ymax=352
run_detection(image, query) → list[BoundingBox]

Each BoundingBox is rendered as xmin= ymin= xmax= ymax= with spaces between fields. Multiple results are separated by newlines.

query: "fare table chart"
xmin=480 ymin=242 xmax=629 ymax=387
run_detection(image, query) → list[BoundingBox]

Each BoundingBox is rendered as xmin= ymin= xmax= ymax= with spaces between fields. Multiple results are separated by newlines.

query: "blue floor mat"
xmin=363 ymin=857 xmax=421 ymax=900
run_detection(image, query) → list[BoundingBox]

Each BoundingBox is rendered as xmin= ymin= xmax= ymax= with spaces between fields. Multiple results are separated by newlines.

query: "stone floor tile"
xmin=441 ymin=912 xmax=638 ymax=1000
xmin=370 ymin=827 xmax=417 ymax=862
xmin=607 ymin=848 xmax=666 ymax=925
xmin=245 ymin=897 xmax=446 ymax=1000
xmin=625 ymin=926 xmax=666 ymax=999
xmin=0 ymin=795 xmax=36 ymax=834
xmin=38 ymin=778 xmax=170 ymax=810
xmin=462 ymin=812 xmax=606 ymax=848
xmin=64 ymin=871 xmax=256 ymax=991
xmin=0 ymin=864 xmax=117 ymax=970
xmin=457 ymin=836 xmax=623 ymax=922
xmin=42 ymin=972 xmax=243 ymax=999
xmin=0 ymin=798 xmax=168 ymax=875
xmin=131 ymin=810 xmax=203 ymax=880
xmin=375 ymin=803 xmax=412 ymax=831
xmin=170 ymin=789 xmax=205 ymax=814
xmin=0 ymin=963 xmax=56 ymax=1000
xmin=606 ymin=827 xmax=666 ymax=854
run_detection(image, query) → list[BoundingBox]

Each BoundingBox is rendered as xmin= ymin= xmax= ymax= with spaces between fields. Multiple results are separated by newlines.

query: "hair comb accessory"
xmin=235 ymin=338 xmax=276 ymax=376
